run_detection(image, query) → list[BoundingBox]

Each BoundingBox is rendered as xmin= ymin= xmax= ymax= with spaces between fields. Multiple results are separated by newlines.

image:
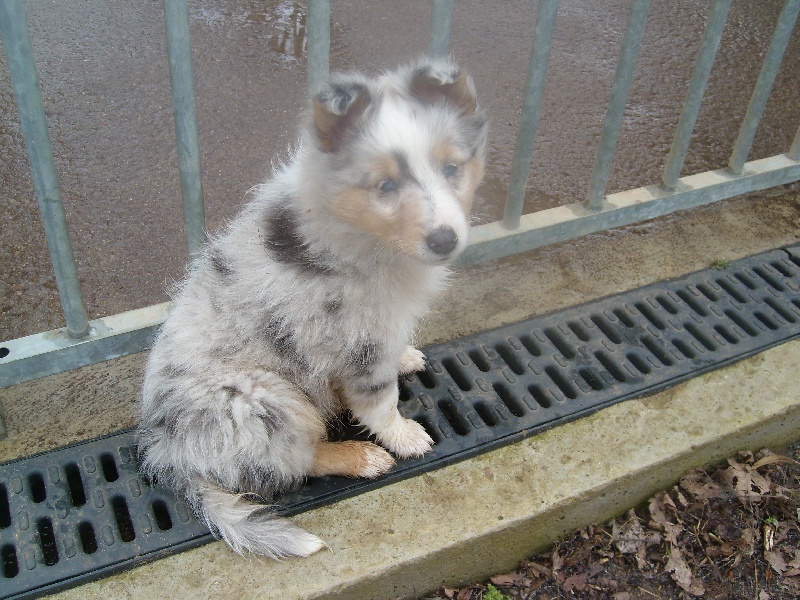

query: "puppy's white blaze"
xmin=431 ymin=190 xmax=470 ymax=240
xmin=411 ymin=195 xmax=468 ymax=263
xmin=373 ymin=98 xmax=431 ymax=154
xmin=371 ymin=102 xmax=471 ymax=263
xmin=200 ymin=484 xmax=325 ymax=559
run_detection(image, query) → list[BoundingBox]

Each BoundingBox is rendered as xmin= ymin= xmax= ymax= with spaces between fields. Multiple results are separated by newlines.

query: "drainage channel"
xmin=3 ymin=244 xmax=800 ymax=598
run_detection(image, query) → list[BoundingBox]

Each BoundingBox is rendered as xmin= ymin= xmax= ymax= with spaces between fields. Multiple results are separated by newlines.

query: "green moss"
xmin=483 ymin=584 xmax=511 ymax=600
xmin=710 ymin=258 xmax=730 ymax=270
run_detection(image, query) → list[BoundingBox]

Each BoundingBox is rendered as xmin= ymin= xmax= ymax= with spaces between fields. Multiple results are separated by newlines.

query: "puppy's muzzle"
xmin=425 ymin=226 xmax=458 ymax=256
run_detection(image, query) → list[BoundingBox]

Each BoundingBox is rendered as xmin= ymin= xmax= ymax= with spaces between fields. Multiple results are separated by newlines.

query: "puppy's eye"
xmin=378 ymin=179 xmax=398 ymax=194
xmin=443 ymin=163 xmax=460 ymax=178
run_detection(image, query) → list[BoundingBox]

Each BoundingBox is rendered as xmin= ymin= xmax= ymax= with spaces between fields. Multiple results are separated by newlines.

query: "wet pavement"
xmin=1 ymin=0 xmax=799 ymax=341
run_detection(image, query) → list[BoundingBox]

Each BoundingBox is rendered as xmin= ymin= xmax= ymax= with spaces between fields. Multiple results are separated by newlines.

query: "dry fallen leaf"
xmin=613 ymin=510 xmax=661 ymax=553
xmin=719 ymin=459 xmax=772 ymax=502
xmin=648 ymin=493 xmax=682 ymax=545
xmin=551 ymin=545 xmax=564 ymax=573
xmin=765 ymin=549 xmax=788 ymax=574
xmin=753 ymin=452 xmax=800 ymax=469
xmin=489 ymin=572 xmax=522 ymax=587
xmin=666 ymin=546 xmax=706 ymax=596
xmin=456 ymin=587 xmax=477 ymax=600
xmin=522 ymin=560 xmax=551 ymax=580
xmin=679 ymin=469 xmax=725 ymax=500
xmin=562 ymin=572 xmax=589 ymax=592
xmin=788 ymin=548 xmax=800 ymax=570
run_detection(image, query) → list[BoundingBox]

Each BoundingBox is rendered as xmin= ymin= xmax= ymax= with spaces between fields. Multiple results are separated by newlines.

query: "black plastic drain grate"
xmin=3 ymin=244 xmax=800 ymax=598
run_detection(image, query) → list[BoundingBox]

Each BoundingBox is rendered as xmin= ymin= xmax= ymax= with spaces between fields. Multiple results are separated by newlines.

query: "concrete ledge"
xmin=1 ymin=187 xmax=790 ymax=599
xmin=53 ymin=339 xmax=800 ymax=600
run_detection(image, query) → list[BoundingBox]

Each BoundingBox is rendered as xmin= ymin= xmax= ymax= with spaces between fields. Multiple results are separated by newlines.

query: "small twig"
xmin=636 ymin=586 xmax=659 ymax=598
xmin=754 ymin=562 xmax=758 ymax=600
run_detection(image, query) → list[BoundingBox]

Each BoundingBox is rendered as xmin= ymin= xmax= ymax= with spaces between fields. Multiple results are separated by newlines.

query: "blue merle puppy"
xmin=138 ymin=58 xmax=487 ymax=559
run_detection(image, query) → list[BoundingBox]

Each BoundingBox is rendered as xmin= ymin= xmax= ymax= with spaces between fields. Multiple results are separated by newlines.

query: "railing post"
xmin=502 ymin=0 xmax=559 ymax=230
xmin=163 ymin=0 xmax=206 ymax=258
xmin=728 ymin=0 xmax=800 ymax=175
xmin=307 ymin=0 xmax=331 ymax=91
xmin=429 ymin=0 xmax=455 ymax=59
xmin=789 ymin=124 xmax=800 ymax=161
xmin=662 ymin=0 xmax=733 ymax=190
xmin=0 ymin=0 xmax=90 ymax=339
xmin=585 ymin=0 xmax=652 ymax=211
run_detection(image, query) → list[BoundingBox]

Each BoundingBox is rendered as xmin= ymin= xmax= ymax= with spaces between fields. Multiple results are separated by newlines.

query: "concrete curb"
xmin=3 ymin=188 xmax=791 ymax=599
xmin=50 ymin=339 xmax=800 ymax=600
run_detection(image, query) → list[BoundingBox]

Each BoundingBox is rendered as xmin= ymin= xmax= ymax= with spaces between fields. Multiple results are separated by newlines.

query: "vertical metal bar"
xmin=789 ymin=124 xmax=800 ymax=161
xmin=585 ymin=0 xmax=652 ymax=210
xmin=728 ymin=0 xmax=800 ymax=175
xmin=163 ymin=0 xmax=206 ymax=257
xmin=429 ymin=0 xmax=455 ymax=60
xmin=502 ymin=0 xmax=560 ymax=230
xmin=0 ymin=0 xmax=90 ymax=339
xmin=662 ymin=0 xmax=732 ymax=190
xmin=307 ymin=0 xmax=330 ymax=91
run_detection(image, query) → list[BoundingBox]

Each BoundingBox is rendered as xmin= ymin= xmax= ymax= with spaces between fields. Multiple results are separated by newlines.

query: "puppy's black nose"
xmin=426 ymin=227 xmax=458 ymax=255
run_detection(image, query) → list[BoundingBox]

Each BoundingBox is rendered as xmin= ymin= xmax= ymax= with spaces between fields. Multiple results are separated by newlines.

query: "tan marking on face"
xmin=331 ymin=186 xmax=427 ymax=256
xmin=433 ymin=139 xmax=462 ymax=168
xmin=376 ymin=153 xmax=403 ymax=184
xmin=433 ymin=139 xmax=484 ymax=216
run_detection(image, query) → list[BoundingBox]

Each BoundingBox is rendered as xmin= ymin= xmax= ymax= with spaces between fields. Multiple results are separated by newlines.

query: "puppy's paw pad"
xmin=382 ymin=418 xmax=434 ymax=459
xmin=398 ymin=346 xmax=426 ymax=374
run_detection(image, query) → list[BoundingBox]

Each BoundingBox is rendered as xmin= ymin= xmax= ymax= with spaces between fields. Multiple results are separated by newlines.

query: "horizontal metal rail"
xmin=0 ymin=304 xmax=169 ymax=389
xmin=3 ymin=152 xmax=798 ymax=388
xmin=463 ymin=153 xmax=800 ymax=265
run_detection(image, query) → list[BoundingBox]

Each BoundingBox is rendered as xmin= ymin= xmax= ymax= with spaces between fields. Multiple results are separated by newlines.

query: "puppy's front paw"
xmin=354 ymin=441 xmax=396 ymax=478
xmin=398 ymin=346 xmax=426 ymax=375
xmin=379 ymin=417 xmax=434 ymax=459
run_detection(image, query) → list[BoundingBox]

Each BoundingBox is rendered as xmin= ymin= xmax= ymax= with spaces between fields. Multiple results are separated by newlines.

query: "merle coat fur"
xmin=138 ymin=58 xmax=487 ymax=558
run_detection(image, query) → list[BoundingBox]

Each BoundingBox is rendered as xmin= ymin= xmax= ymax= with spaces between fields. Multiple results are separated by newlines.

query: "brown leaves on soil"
xmin=431 ymin=446 xmax=800 ymax=600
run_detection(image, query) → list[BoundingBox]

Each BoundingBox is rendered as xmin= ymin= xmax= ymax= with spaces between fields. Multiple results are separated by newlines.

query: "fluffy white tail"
xmin=197 ymin=483 xmax=325 ymax=559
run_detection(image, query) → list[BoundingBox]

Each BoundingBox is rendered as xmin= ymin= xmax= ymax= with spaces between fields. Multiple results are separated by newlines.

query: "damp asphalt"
xmin=1 ymin=0 xmax=799 ymax=340
xmin=1 ymin=1 xmax=800 ymax=598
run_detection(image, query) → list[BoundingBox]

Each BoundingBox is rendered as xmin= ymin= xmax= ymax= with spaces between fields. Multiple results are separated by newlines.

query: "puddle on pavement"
xmin=190 ymin=0 xmax=310 ymax=65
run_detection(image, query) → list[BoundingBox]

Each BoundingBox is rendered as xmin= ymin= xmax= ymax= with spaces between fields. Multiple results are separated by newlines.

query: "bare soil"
xmin=426 ymin=442 xmax=800 ymax=600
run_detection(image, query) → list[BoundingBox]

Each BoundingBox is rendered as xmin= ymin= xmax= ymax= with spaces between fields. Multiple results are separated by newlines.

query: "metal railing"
xmin=1 ymin=0 xmax=799 ymax=437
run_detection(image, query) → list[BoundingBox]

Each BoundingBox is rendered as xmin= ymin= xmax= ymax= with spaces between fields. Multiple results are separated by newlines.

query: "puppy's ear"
xmin=312 ymin=78 xmax=371 ymax=153
xmin=409 ymin=61 xmax=477 ymax=115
